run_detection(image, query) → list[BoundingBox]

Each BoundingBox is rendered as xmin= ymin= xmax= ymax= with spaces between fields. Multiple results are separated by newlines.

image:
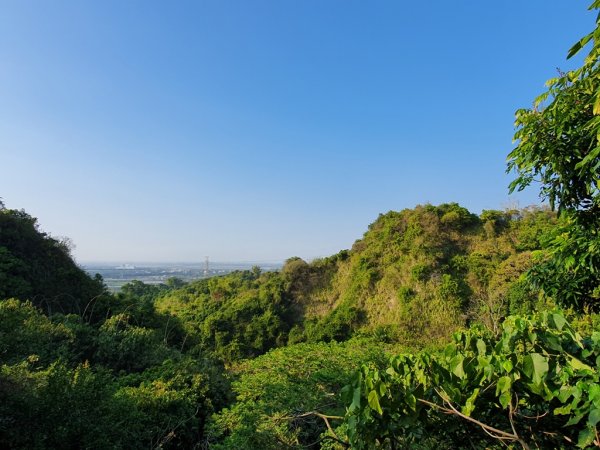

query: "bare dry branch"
xmin=279 ymin=411 xmax=348 ymax=448
xmin=417 ymin=392 xmax=531 ymax=450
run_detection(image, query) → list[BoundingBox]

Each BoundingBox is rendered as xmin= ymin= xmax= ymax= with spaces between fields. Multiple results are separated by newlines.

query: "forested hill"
xmin=281 ymin=203 xmax=556 ymax=345
xmin=155 ymin=203 xmax=557 ymax=361
xmin=0 ymin=206 xmax=106 ymax=316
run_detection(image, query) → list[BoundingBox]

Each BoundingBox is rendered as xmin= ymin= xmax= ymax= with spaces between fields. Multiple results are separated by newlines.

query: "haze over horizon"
xmin=81 ymin=259 xmax=284 ymax=266
xmin=0 ymin=1 xmax=594 ymax=262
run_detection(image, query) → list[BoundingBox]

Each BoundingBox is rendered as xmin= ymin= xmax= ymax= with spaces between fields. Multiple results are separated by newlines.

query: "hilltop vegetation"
xmin=288 ymin=203 xmax=556 ymax=345
xmin=155 ymin=203 xmax=557 ymax=359
xmin=0 ymin=205 xmax=106 ymax=316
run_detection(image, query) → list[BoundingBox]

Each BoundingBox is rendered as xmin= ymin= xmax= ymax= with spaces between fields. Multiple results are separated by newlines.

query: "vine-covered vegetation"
xmin=344 ymin=312 xmax=600 ymax=449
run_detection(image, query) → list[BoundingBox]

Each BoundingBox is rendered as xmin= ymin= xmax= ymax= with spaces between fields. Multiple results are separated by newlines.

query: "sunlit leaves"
xmin=522 ymin=353 xmax=549 ymax=386
xmin=508 ymin=1 xmax=600 ymax=310
xmin=343 ymin=311 xmax=600 ymax=449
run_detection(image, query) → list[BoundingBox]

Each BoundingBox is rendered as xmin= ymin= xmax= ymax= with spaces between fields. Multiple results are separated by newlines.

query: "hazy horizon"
xmin=74 ymin=201 xmax=544 ymax=264
xmin=80 ymin=259 xmax=285 ymax=266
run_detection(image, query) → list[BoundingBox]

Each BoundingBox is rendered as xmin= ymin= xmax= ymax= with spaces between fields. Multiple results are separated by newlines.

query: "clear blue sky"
xmin=0 ymin=1 xmax=594 ymax=263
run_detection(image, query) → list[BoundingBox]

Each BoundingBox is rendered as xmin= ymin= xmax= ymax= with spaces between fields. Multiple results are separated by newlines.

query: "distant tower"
xmin=204 ymin=256 xmax=209 ymax=277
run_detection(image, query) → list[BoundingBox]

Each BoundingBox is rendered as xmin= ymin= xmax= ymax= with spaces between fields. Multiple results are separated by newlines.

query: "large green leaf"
xmin=569 ymin=355 xmax=594 ymax=373
xmin=588 ymin=408 xmax=600 ymax=427
xmin=577 ymin=427 xmax=596 ymax=448
xmin=450 ymin=355 xmax=465 ymax=379
xmin=368 ymin=390 xmax=383 ymax=415
xmin=550 ymin=313 xmax=567 ymax=330
xmin=523 ymin=353 xmax=549 ymax=386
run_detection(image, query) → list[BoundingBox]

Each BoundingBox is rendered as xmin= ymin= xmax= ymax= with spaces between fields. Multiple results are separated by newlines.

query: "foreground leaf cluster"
xmin=344 ymin=311 xmax=600 ymax=449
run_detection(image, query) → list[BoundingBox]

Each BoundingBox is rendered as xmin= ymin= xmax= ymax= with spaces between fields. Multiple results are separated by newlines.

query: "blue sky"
xmin=0 ymin=1 xmax=594 ymax=262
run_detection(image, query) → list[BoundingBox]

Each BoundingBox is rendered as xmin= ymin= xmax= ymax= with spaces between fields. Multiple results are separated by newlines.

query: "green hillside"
xmin=288 ymin=204 xmax=556 ymax=346
xmin=0 ymin=205 xmax=106 ymax=316
xmin=155 ymin=203 xmax=557 ymax=359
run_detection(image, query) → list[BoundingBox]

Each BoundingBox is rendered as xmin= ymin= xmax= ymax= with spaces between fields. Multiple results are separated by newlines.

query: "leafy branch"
xmin=342 ymin=311 xmax=600 ymax=449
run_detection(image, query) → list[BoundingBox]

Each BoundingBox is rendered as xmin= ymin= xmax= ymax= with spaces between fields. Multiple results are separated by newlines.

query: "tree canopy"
xmin=507 ymin=1 xmax=600 ymax=309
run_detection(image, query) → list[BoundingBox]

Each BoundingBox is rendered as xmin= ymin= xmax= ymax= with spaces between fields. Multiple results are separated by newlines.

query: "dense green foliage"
xmin=0 ymin=357 xmax=223 ymax=449
xmin=209 ymin=339 xmax=391 ymax=449
xmin=0 ymin=298 xmax=228 ymax=448
xmin=343 ymin=311 xmax=600 ymax=449
xmin=156 ymin=269 xmax=296 ymax=363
